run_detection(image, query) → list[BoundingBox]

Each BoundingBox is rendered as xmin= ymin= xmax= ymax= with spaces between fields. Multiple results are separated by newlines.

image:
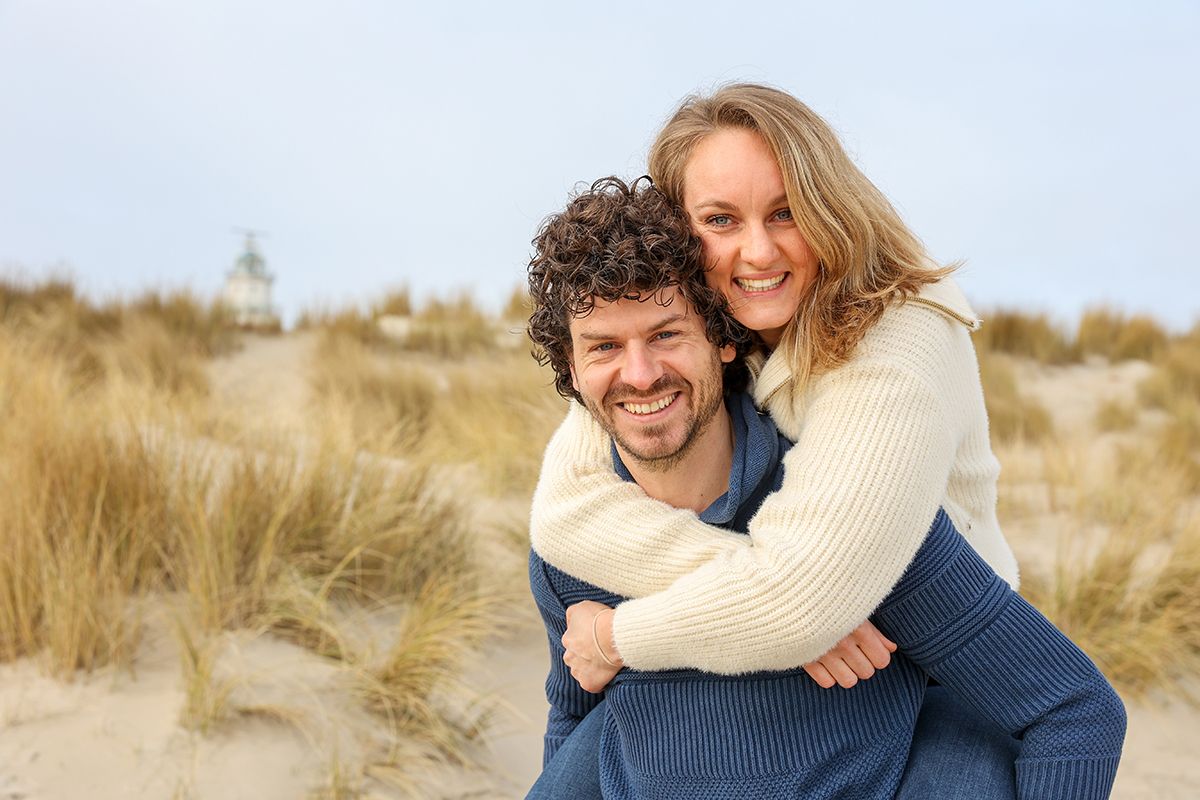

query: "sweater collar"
xmin=611 ymin=393 xmax=777 ymax=526
xmin=907 ymin=277 xmax=981 ymax=331
xmin=750 ymin=277 xmax=979 ymax=409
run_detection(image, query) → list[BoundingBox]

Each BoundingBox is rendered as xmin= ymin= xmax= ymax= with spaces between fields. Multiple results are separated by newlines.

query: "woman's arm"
xmin=531 ymin=303 xmax=977 ymax=672
xmin=530 ymin=400 xmax=750 ymax=598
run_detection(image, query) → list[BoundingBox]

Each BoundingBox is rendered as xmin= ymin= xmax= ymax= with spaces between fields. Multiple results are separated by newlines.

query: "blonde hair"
xmin=648 ymin=83 xmax=952 ymax=386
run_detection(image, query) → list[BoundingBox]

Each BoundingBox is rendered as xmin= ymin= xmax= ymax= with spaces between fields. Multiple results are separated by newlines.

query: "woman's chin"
xmin=733 ymin=308 xmax=793 ymax=346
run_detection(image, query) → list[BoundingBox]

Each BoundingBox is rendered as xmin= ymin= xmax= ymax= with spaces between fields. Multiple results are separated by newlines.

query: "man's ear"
xmin=719 ymin=344 xmax=736 ymax=364
xmin=569 ymin=360 xmax=579 ymax=393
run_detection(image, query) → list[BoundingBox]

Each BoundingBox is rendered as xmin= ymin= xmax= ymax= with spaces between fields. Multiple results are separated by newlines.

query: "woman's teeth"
xmin=736 ymin=274 xmax=786 ymax=292
xmin=621 ymin=393 xmax=678 ymax=415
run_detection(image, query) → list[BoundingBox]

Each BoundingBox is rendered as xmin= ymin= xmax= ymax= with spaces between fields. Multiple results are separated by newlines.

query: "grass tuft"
xmin=1094 ymin=399 xmax=1137 ymax=432
xmin=1019 ymin=442 xmax=1200 ymax=697
xmin=400 ymin=294 xmax=498 ymax=358
xmin=976 ymin=309 xmax=1078 ymax=364
xmin=371 ymin=287 xmax=413 ymax=318
xmin=978 ymin=351 xmax=1055 ymax=444
xmin=1077 ymin=307 xmax=1168 ymax=362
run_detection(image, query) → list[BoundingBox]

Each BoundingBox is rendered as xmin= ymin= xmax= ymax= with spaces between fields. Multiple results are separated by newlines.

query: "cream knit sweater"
xmin=529 ymin=278 xmax=1020 ymax=674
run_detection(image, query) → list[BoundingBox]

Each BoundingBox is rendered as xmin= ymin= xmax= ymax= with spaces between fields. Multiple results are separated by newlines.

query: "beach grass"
xmin=975 ymin=309 xmax=1078 ymax=364
xmin=1015 ymin=438 xmax=1200 ymax=698
xmin=4 ymin=277 xmax=1198 ymax=794
xmin=976 ymin=350 xmax=1055 ymax=444
xmin=0 ymin=277 xmax=542 ymax=793
xmin=1077 ymin=306 xmax=1169 ymax=362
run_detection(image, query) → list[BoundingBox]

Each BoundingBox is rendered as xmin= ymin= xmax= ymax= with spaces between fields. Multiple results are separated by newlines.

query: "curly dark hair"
xmin=527 ymin=176 xmax=751 ymax=403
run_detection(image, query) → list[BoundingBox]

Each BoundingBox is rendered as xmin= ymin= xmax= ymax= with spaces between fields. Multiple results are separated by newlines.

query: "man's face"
xmin=568 ymin=287 xmax=734 ymax=470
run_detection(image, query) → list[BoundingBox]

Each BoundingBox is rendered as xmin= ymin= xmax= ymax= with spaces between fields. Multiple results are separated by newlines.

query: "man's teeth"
xmin=736 ymin=275 xmax=785 ymax=292
xmin=622 ymin=393 xmax=677 ymax=415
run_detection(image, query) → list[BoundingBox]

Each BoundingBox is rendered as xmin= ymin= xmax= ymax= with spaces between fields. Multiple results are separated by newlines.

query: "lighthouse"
xmin=222 ymin=232 xmax=278 ymax=327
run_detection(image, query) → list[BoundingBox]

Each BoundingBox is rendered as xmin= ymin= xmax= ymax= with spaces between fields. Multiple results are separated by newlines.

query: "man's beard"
xmin=582 ymin=360 xmax=725 ymax=473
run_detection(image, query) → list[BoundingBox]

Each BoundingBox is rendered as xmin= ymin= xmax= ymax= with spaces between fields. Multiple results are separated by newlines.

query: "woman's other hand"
xmin=803 ymin=620 xmax=897 ymax=689
xmin=563 ymin=600 xmax=624 ymax=693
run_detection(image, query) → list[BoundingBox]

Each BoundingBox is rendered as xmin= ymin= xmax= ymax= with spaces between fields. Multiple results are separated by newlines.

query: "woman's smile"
xmin=734 ymin=272 xmax=788 ymax=293
xmin=682 ymin=127 xmax=819 ymax=348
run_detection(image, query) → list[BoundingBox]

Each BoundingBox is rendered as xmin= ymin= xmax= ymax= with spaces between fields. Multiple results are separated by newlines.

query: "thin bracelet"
xmin=592 ymin=608 xmax=619 ymax=668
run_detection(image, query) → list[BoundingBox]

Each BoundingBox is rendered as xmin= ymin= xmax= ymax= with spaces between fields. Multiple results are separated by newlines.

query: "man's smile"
xmin=617 ymin=392 xmax=681 ymax=418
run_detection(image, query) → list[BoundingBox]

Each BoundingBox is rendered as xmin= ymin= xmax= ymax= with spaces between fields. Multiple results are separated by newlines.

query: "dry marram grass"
xmin=0 ymin=277 xmax=541 ymax=793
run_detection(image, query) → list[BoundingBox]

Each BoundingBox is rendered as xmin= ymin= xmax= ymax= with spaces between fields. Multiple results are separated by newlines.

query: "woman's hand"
xmin=562 ymin=600 xmax=624 ymax=693
xmin=803 ymin=620 xmax=897 ymax=689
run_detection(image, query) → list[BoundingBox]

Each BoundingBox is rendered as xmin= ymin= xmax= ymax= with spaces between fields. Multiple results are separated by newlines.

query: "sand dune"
xmin=2 ymin=333 xmax=1196 ymax=799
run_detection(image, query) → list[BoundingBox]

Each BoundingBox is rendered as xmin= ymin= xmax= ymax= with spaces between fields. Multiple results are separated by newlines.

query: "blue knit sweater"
xmin=529 ymin=393 xmax=1125 ymax=799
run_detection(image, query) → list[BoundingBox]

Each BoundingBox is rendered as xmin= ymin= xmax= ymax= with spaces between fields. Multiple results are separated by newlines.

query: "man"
xmin=524 ymin=177 xmax=1125 ymax=800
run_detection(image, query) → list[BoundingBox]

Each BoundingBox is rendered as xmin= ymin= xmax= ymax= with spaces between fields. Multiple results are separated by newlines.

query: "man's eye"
xmin=654 ymin=331 xmax=677 ymax=341
xmin=594 ymin=343 xmax=616 ymax=352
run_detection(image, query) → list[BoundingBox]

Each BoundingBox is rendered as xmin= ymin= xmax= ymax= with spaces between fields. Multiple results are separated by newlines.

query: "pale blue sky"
xmin=1 ymin=1 xmax=1196 ymax=328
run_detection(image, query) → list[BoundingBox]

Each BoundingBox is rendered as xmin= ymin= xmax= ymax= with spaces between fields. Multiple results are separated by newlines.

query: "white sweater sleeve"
xmin=530 ymin=305 xmax=971 ymax=673
xmin=529 ymin=402 xmax=751 ymax=597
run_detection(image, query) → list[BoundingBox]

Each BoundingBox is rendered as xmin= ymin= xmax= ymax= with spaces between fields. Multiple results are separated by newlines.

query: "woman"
xmin=533 ymin=83 xmax=1017 ymax=678
xmin=528 ymin=84 xmax=1113 ymax=797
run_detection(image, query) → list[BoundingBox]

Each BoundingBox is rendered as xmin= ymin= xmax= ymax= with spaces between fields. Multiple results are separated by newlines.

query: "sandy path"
xmin=205 ymin=331 xmax=318 ymax=432
xmin=0 ymin=615 xmax=330 ymax=800
xmin=1012 ymin=357 xmax=1155 ymax=436
xmin=449 ymin=629 xmax=549 ymax=798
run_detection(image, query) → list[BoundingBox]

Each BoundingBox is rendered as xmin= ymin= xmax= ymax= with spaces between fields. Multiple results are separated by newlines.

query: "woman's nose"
xmin=741 ymin=222 xmax=781 ymax=267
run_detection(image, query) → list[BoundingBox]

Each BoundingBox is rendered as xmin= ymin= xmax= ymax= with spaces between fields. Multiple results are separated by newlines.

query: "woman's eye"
xmin=707 ymin=214 xmax=732 ymax=227
xmin=774 ymin=208 xmax=794 ymax=222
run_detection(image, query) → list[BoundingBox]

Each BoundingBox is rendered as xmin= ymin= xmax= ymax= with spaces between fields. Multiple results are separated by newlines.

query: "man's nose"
xmin=620 ymin=343 xmax=664 ymax=390
xmin=741 ymin=222 xmax=781 ymax=267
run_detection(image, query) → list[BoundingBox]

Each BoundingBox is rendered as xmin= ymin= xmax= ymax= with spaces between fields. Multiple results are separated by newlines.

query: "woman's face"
xmin=682 ymin=127 xmax=819 ymax=348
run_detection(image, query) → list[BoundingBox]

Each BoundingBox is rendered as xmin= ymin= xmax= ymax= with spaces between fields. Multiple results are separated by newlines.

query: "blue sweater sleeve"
xmin=529 ymin=550 xmax=604 ymax=765
xmin=873 ymin=511 xmax=1127 ymax=800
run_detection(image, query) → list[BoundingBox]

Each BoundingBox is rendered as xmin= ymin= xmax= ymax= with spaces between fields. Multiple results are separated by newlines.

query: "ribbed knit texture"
xmin=875 ymin=511 xmax=1126 ymax=800
xmin=530 ymin=394 xmax=1125 ymax=799
xmin=529 ymin=278 xmax=1022 ymax=673
xmin=531 ymin=518 xmax=1125 ymax=799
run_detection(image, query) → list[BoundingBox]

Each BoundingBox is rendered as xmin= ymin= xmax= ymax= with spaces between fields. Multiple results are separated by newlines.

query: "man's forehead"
xmin=569 ymin=288 xmax=698 ymax=333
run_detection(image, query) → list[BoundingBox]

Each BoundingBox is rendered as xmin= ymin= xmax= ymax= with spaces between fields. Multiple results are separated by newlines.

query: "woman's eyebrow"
xmin=691 ymin=194 xmax=790 ymax=211
xmin=690 ymin=199 xmax=736 ymax=212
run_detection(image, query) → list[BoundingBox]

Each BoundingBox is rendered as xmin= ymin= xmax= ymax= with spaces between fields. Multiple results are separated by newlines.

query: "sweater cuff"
xmin=610 ymin=598 xmax=656 ymax=670
xmin=1016 ymin=755 xmax=1121 ymax=800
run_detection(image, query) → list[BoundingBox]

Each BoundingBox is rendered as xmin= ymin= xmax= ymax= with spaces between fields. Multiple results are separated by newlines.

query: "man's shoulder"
xmin=528 ymin=549 xmax=626 ymax=609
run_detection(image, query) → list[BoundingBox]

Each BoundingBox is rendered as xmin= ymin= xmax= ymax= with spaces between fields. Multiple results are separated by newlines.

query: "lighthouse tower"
xmin=222 ymin=232 xmax=277 ymax=327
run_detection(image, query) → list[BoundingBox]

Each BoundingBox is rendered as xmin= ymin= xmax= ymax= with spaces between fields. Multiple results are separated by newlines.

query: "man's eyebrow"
xmin=575 ymin=312 xmax=689 ymax=341
xmin=647 ymin=312 xmax=689 ymax=330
